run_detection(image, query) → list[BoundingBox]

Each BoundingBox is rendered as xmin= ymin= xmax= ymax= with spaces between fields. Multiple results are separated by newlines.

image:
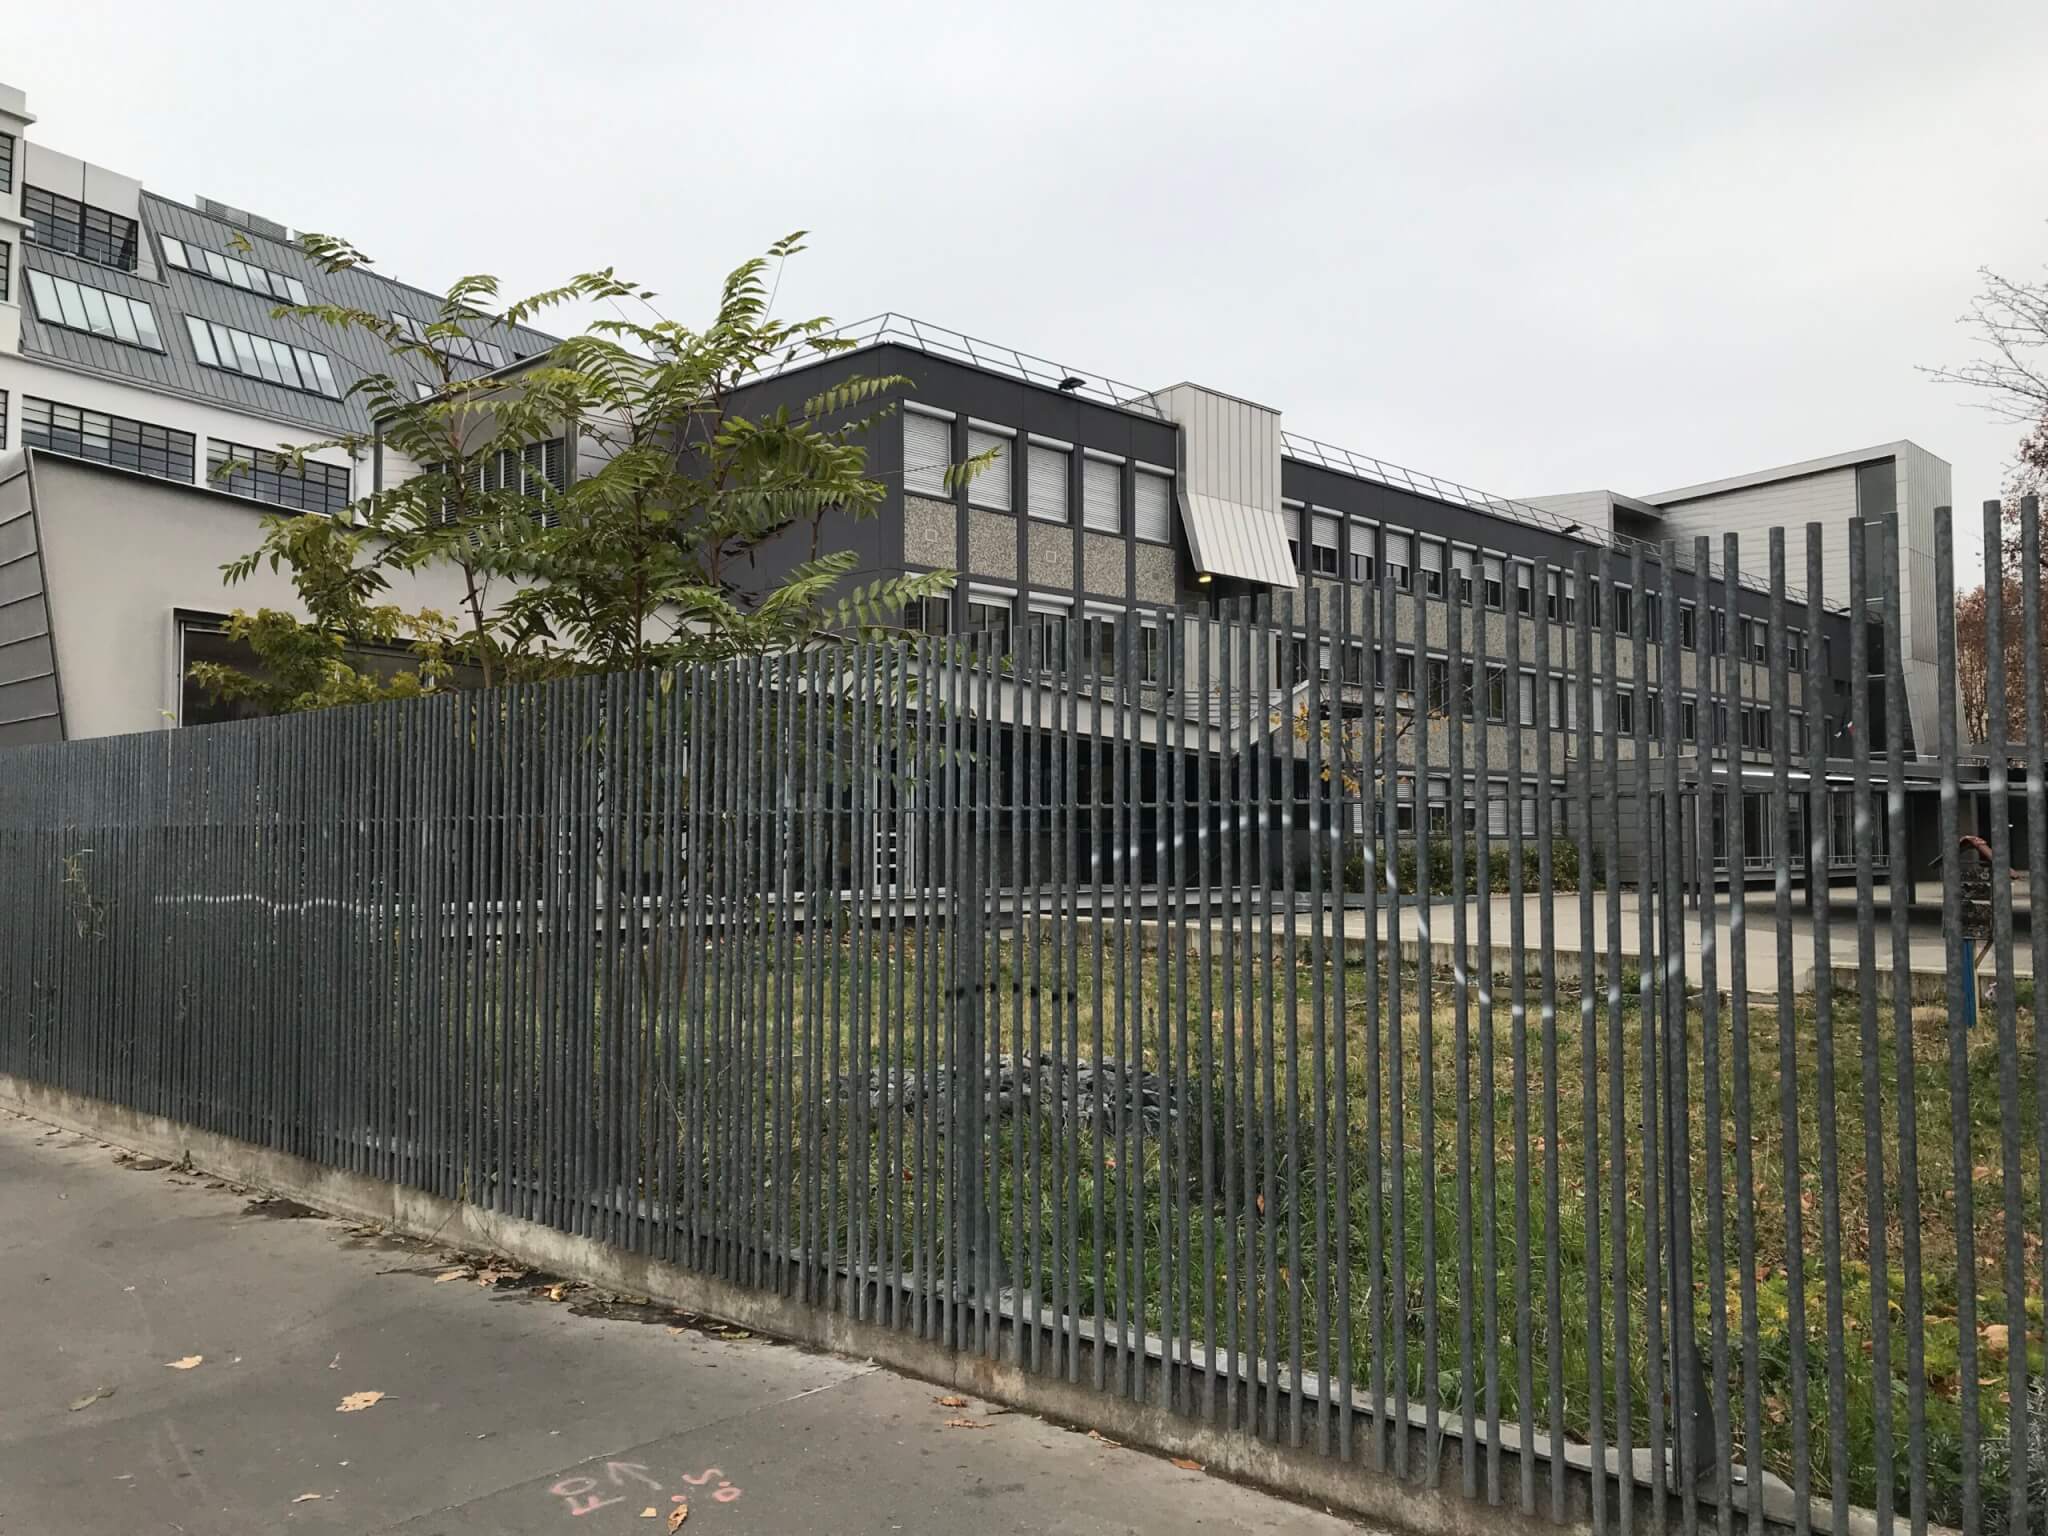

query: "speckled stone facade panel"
xmin=967 ymin=511 xmax=1018 ymax=581
xmin=1082 ymin=533 xmax=1126 ymax=597
xmin=1027 ymin=522 xmax=1075 ymax=588
xmin=1133 ymin=545 xmax=1178 ymax=606
xmin=904 ymin=496 xmax=956 ymax=568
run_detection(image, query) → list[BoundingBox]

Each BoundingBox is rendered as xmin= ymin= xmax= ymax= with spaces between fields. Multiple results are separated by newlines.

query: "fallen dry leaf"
xmin=945 ymin=1417 xmax=991 ymax=1429
xmin=1170 ymin=1457 xmax=1204 ymax=1472
xmin=292 ymin=1492 xmax=322 ymax=1503
xmin=668 ymin=1504 xmax=689 ymax=1531
xmin=1088 ymin=1429 xmax=1122 ymax=1448
xmin=718 ymin=1329 xmax=750 ymax=1340
xmin=935 ymin=1395 xmax=968 ymax=1408
xmin=434 ymin=1269 xmax=471 ymax=1284
xmin=328 ymin=1354 xmax=341 ymax=1370
xmin=335 ymin=1391 xmax=385 ymax=1413
xmin=165 ymin=1356 xmax=203 ymax=1370
xmin=475 ymin=1267 xmax=524 ymax=1287
xmin=68 ymin=1386 xmax=114 ymax=1412
xmin=542 ymin=1282 xmax=570 ymax=1302
xmin=1984 ymin=1322 xmax=2011 ymax=1355
xmin=640 ymin=1508 xmax=659 ymax=1519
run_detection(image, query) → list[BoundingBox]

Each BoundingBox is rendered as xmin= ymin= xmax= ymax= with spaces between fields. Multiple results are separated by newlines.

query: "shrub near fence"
xmin=2 ymin=509 xmax=2045 ymax=1536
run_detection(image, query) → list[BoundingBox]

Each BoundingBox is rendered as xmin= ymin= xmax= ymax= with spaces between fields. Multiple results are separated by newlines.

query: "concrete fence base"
xmin=0 ymin=1072 xmax=1931 ymax=1536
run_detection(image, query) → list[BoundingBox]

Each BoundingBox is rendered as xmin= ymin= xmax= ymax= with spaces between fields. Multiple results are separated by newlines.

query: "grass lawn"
xmin=652 ymin=911 xmax=2045 ymax=1529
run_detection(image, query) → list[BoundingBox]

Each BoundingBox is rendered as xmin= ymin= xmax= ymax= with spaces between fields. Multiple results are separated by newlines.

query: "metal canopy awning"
xmin=1179 ymin=490 xmax=1299 ymax=587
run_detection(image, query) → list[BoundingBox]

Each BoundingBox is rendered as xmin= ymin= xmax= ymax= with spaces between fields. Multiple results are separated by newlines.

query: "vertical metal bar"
xmin=2020 ymin=495 xmax=2048 ymax=1536
xmin=1335 ymin=577 xmax=1359 ymax=1466
xmin=1656 ymin=549 xmax=1698 ymax=1536
xmin=1935 ymin=508 xmax=1980 ymax=1536
xmin=1690 ymin=539 xmax=1730 ymax=1536
xmin=1800 ymin=527 xmax=1849 ymax=1534
xmin=1258 ymin=593 xmax=1280 ymax=1441
xmin=1199 ymin=603 xmax=1221 ymax=1422
xmin=1534 ymin=555 xmax=1565 ymax=1525
xmin=1453 ymin=547 xmax=1480 ymax=1502
xmin=1767 ymin=531 xmax=1812 ymax=1536
xmin=1476 ymin=559 xmax=1505 ymax=1503
xmin=1280 ymin=588 xmax=1304 ymax=1445
xmin=1982 ymin=498 xmax=2028 ymax=1536
xmin=1505 ymin=550 xmax=1533 ymax=1514
xmin=1572 ymin=554 xmax=1605 ymax=1536
xmin=1596 ymin=547 xmax=1632 ymax=1535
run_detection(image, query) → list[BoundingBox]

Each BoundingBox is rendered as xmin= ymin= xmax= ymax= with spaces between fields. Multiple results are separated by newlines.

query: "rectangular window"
xmin=1394 ymin=650 xmax=1416 ymax=697
xmin=1518 ymin=671 xmax=1536 ymax=726
xmin=1027 ymin=603 xmax=1070 ymax=671
xmin=966 ymin=424 xmax=1012 ymax=511
xmin=1420 ymin=538 xmax=1445 ymax=598
xmin=1486 ymin=664 xmax=1508 ymax=722
xmin=916 ymin=596 xmax=950 ymax=636
xmin=186 ymin=315 xmax=339 ymax=396
xmin=0 ymin=240 xmax=8 ymax=304
xmin=1310 ymin=512 xmax=1340 ymax=576
xmin=1611 ymin=583 xmax=1632 ymax=634
xmin=1134 ymin=469 xmax=1174 ymax=543
xmin=1348 ymin=522 xmax=1377 ymax=583
xmin=1483 ymin=554 xmax=1506 ymax=611
xmin=1513 ymin=562 xmax=1534 ymax=615
xmin=903 ymin=408 xmax=951 ymax=497
xmin=22 ymin=395 xmax=195 ymax=482
xmin=1083 ymin=608 xmax=1120 ymax=679
xmin=388 ymin=310 xmax=503 ymax=368
xmin=161 ymin=234 xmax=310 ymax=306
xmin=1027 ymin=441 xmax=1070 ymax=523
xmin=1384 ymin=530 xmax=1413 ymax=592
xmin=0 ymin=133 xmax=13 ymax=195
xmin=1451 ymin=547 xmax=1474 ymax=603
xmin=23 ymin=185 xmax=140 ymax=270
xmin=0 ymin=389 xmax=8 ymax=451
xmin=1547 ymin=569 xmax=1577 ymax=623
xmin=1138 ymin=617 xmax=1165 ymax=686
xmin=1616 ymin=691 xmax=1635 ymax=736
xmin=1680 ymin=603 xmax=1697 ymax=649
xmin=1081 ymin=454 xmax=1122 ymax=534
xmin=1644 ymin=589 xmax=1661 ymax=639
xmin=1746 ymin=617 xmax=1769 ymax=664
xmin=27 ymin=269 xmax=163 ymax=349
xmin=1426 ymin=657 xmax=1450 ymax=714
xmin=1286 ymin=502 xmax=1304 ymax=572
xmin=1681 ymin=697 xmax=1698 ymax=743
xmin=207 ymin=439 xmax=352 ymax=516
xmin=966 ymin=590 xmax=1013 ymax=654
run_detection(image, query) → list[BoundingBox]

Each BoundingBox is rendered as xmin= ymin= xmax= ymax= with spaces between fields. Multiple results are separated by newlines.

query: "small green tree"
xmin=198 ymin=232 xmax=955 ymax=708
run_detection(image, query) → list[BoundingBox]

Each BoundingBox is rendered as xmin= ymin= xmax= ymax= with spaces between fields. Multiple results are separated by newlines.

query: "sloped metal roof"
xmin=17 ymin=191 xmax=558 ymax=438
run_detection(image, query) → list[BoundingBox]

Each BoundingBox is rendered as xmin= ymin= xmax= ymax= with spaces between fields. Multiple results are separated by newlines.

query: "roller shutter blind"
xmin=904 ymin=411 xmax=951 ymax=497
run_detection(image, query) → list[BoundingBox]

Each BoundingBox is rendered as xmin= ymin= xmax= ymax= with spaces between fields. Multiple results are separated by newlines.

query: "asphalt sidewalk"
xmin=0 ymin=1107 xmax=1367 ymax=1536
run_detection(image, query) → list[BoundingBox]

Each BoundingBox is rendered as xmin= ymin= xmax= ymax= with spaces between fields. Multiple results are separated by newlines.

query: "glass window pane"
xmin=26 ymin=268 xmax=59 ymax=316
xmin=161 ymin=236 xmax=188 ymax=268
xmin=54 ymin=277 xmax=91 ymax=330
xmin=106 ymin=294 xmax=142 ymax=345
xmin=203 ymin=249 xmax=231 ymax=281
xmin=285 ymin=277 xmax=308 ymax=306
xmin=79 ymin=285 xmax=115 ymax=336
xmin=228 ymin=327 xmax=261 ymax=376
xmin=187 ymin=316 xmax=219 ymax=366
xmin=130 ymin=299 xmax=161 ymax=350
xmin=307 ymin=352 xmax=337 ymax=396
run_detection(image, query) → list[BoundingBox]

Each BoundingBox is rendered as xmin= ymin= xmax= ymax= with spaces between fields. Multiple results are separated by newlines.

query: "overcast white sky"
xmin=13 ymin=0 xmax=2048 ymax=571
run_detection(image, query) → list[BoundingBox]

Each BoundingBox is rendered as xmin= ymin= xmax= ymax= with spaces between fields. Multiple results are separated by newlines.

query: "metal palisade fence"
xmin=1 ymin=506 xmax=2044 ymax=1536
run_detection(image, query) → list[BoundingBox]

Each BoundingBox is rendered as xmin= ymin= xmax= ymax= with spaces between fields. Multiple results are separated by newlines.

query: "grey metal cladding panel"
xmin=0 ymin=671 xmax=58 ymax=724
xmin=0 ymin=555 xmax=43 ymax=605
xmin=0 ymin=712 xmax=63 ymax=747
xmin=0 ymin=632 xmax=54 ymax=686
xmin=0 ymin=509 xmax=36 ymax=565
xmin=0 ymin=594 xmax=51 ymax=645
xmin=21 ymin=194 xmax=556 ymax=436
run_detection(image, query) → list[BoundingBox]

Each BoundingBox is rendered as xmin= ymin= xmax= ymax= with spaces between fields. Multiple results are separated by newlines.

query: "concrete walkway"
xmin=0 ymin=1109 xmax=1367 ymax=1536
